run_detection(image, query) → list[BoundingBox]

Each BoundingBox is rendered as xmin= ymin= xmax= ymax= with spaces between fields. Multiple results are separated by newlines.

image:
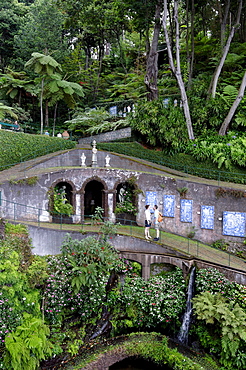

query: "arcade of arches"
xmin=51 ymin=178 xmax=138 ymax=222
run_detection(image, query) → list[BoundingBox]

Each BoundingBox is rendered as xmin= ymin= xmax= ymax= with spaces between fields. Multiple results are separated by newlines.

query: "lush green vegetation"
xmin=71 ymin=333 xmax=218 ymax=370
xmin=0 ymin=0 xmax=245 ymax=142
xmin=98 ymin=141 xmax=246 ymax=184
xmin=0 ymin=130 xmax=75 ymax=170
xmin=0 ymin=221 xmax=246 ymax=369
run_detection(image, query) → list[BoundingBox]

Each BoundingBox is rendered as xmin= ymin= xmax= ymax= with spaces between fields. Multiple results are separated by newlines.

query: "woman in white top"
xmin=144 ymin=204 xmax=151 ymax=239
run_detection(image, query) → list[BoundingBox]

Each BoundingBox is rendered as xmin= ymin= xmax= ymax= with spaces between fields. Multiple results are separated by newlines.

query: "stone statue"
xmin=81 ymin=152 xmax=86 ymax=167
xmin=105 ymin=154 xmax=111 ymax=167
xmin=118 ymin=186 xmax=126 ymax=203
xmin=92 ymin=140 xmax=98 ymax=167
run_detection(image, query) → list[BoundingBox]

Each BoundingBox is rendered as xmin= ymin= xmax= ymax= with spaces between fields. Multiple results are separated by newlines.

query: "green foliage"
xmin=26 ymin=256 xmax=48 ymax=289
xmin=97 ymin=141 xmax=246 ymax=184
xmin=91 ymin=206 xmax=104 ymax=224
xmin=0 ymin=233 xmax=42 ymax=359
xmin=195 ymin=268 xmax=246 ymax=307
xmin=128 ymin=99 xmax=188 ymax=152
xmin=0 ymin=130 xmax=75 ymax=171
xmin=9 ymin=176 xmax=38 ymax=186
xmin=65 ymin=107 xmax=128 ymax=136
xmin=124 ymin=333 xmax=204 ymax=370
xmin=43 ymin=231 xmax=126 ymax=324
xmin=4 ymin=313 xmax=52 ymax=370
xmin=211 ymin=239 xmax=229 ymax=251
xmin=0 ymin=103 xmax=18 ymax=121
xmin=49 ymin=186 xmax=74 ymax=216
xmin=193 ymin=291 xmax=246 ymax=369
xmin=4 ymin=223 xmax=28 ymax=236
xmin=186 ymin=131 xmax=246 ymax=170
xmin=108 ymin=268 xmax=186 ymax=334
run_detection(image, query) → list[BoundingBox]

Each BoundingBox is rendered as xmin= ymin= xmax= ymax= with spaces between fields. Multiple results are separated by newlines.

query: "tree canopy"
xmin=0 ymin=0 xmax=245 ymax=140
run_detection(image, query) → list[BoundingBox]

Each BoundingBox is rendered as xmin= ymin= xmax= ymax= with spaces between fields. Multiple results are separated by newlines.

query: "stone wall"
xmin=78 ymin=127 xmax=131 ymax=144
xmin=0 ymin=148 xmax=246 ymax=246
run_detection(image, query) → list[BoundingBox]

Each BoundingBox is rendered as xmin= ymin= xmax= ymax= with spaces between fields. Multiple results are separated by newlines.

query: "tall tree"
xmin=25 ymin=52 xmax=62 ymax=134
xmin=144 ymin=1 xmax=162 ymax=101
xmin=0 ymin=0 xmax=27 ymax=70
xmin=208 ymin=0 xmax=243 ymax=98
xmin=219 ymin=71 xmax=246 ymax=135
xmin=43 ymin=74 xmax=84 ymax=135
xmin=162 ymin=0 xmax=194 ymax=140
xmin=13 ymin=0 xmax=68 ymax=69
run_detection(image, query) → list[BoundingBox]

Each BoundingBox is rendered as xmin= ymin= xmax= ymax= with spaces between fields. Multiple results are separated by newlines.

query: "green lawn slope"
xmin=0 ymin=130 xmax=76 ymax=171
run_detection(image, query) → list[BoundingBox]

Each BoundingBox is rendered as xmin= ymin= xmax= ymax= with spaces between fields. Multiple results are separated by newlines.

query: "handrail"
xmin=1 ymin=198 xmax=245 ymax=271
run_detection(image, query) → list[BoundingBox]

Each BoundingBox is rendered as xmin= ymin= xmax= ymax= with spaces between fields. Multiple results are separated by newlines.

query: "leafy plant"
xmin=91 ymin=206 xmax=104 ymax=224
xmin=177 ymin=187 xmax=188 ymax=198
xmin=49 ymin=186 xmax=74 ymax=216
xmin=193 ymin=291 xmax=246 ymax=369
xmin=211 ymin=239 xmax=229 ymax=251
xmin=4 ymin=313 xmax=52 ymax=370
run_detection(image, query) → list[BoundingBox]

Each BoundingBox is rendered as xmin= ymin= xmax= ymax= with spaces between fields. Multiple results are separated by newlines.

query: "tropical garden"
xmin=0 ymin=0 xmax=246 ymax=369
xmin=0 ymin=220 xmax=246 ymax=369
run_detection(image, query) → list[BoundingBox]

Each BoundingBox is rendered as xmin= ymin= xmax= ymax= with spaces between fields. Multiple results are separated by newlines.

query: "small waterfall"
xmin=177 ymin=266 xmax=196 ymax=345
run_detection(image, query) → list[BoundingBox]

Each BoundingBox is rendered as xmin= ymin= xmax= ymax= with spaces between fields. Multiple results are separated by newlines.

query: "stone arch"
xmin=120 ymin=252 xmax=191 ymax=280
xmin=80 ymin=176 xmax=108 ymax=221
xmin=49 ymin=179 xmax=76 ymax=214
xmin=113 ymin=178 xmax=139 ymax=225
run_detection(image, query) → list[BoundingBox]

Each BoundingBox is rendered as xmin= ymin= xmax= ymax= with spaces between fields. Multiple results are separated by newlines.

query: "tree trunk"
xmin=40 ymin=78 xmax=44 ymax=135
xmin=52 ymin=102 xmax=58 ymax=137
xmin=45 ymin=100 xmax=49 ymax=127
xmin=208 ymin=0 xmax=242 ymax=98
xmin=162 ymin=0 xmax=194 ymax=140
xmin=219 ymin=0 xmax=231 ymax=48
xmin=144 ymin=2 xmax=161 ymax=101
xmin=187 ymin=0 xmax=195 ymax=89
xmin=219 ymin=71 xmax=246 ymax=135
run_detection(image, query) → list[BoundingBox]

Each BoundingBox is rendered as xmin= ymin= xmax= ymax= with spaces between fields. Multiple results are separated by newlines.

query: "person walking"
xmin=144 ymin=204 xmax=151 ymax=239
xmin=153 ymin=204 xmax=162 ymax=241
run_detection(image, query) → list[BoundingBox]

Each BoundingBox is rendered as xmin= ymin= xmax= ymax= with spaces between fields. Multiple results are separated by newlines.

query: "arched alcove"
xmin=150 ymin=263 xmax=176 ymax=277
xmin=115 ymin=181 xmax=137 ymax=225
xmin=54 ymin=181 xmax=73 ymax=204
xmin=49 ymin=181 xmax=75 ymax=223
xmin=109 ymin=356 xmax=171 ymax=369
xmin=84 ymin=180 xmax=105 ymax=217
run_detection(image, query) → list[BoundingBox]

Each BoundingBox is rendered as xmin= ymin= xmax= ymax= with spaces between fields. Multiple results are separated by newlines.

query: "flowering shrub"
xmin=43 ymin=255 xmax=108 ymax=325
xmin=43 ymin=232 xmax=126 ymax=325
xmin=108 ymin=268 xmax=186 ymax=333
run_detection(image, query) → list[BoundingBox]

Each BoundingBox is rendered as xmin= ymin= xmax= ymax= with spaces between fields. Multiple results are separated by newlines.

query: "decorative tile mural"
xmin=180 ymin=199 xmax=193 ymax=223
xmin=201 ymin=205 xmax=214 ymax=229
xmin=145 ymin=191 xmax=157 ymax=213
xmin=109 ymin=106 xmax=117 ymax=116
xmin=163 ymin=195 xmax=175 ymax=217
xmin=223 ymin=211 xmax=246 ymax=237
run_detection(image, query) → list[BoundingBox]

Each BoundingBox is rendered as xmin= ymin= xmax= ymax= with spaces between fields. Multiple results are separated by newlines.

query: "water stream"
xmin=177 ymin=266 xmax=196 ymax=345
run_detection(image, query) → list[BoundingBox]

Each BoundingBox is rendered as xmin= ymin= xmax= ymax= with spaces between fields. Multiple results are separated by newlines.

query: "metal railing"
xmin=1 ymin=198 xmax=245 ymax=271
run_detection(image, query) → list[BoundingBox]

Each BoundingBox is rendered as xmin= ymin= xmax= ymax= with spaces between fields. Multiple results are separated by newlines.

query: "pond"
xmin=109 ymin=356 xmax=172 ymax=370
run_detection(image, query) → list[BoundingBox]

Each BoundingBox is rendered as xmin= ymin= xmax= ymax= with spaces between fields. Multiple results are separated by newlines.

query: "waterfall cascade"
xmin=177 ymin=266 xmax=196 ymax=345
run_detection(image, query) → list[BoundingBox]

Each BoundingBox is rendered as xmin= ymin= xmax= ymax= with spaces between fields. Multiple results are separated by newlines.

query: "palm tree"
xmin=25 ymin=52 xmax=62 ymax=134
xmin=44 ymin=74 xmax=84 ymax=136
